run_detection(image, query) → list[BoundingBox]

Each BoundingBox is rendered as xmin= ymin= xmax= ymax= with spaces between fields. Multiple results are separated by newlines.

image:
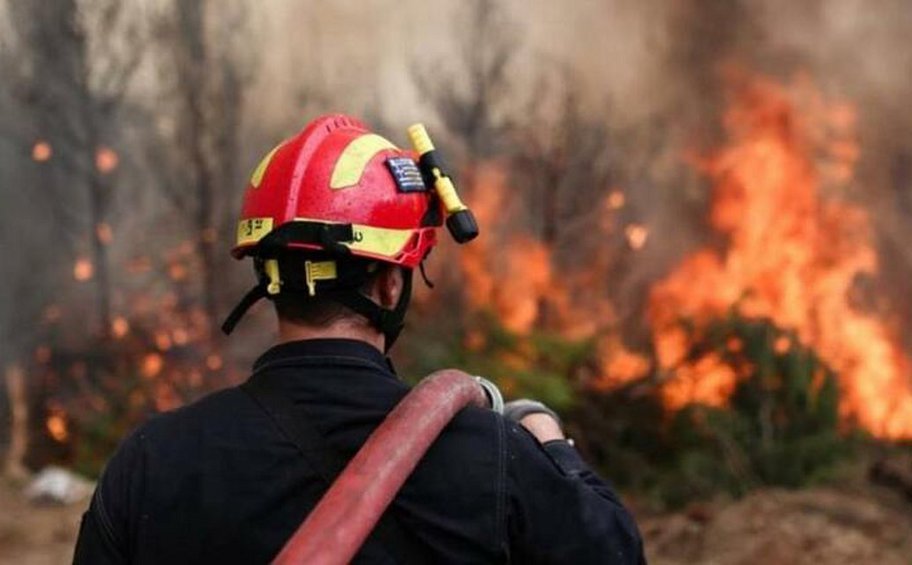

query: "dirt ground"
xmin=641 ymin=486 xmax=912 ymax=565
xmin=1 ymin=477 xmax=911 ymax=564
xmin=0 ymin=478 xmax=85 ymax=565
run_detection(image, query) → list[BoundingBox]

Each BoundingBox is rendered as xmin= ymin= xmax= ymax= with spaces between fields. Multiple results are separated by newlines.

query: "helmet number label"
xmin=236 ymin=217 xmax=274 ymax=245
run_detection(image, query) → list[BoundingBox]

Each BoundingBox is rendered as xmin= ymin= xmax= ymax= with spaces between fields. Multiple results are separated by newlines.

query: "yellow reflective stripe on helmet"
xmin=348 ymin=225 xmax=413 ymax=257
xmin=329 ymin=134 xmax=397 ymax=189
xmin=250 ymin=143 xmax=282 ymax=188
xmin=237 ymin=217 xmax=274 ymax=245
xmin=294 ymin=217 xmax=414 ymax=258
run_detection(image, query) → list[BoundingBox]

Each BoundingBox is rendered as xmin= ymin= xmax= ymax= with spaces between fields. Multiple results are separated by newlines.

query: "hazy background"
xmin=2 ymin=1 xmax=912 ymax=562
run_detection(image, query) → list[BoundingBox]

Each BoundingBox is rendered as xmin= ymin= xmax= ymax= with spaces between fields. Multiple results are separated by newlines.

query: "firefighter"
xmin=73 ymin=115 xmax=645 ymax=564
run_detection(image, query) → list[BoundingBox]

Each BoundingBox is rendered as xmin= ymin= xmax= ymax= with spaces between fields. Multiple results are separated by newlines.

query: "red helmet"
xmin=222 ymin=114 xmax=476 ymax=341
xmin=233 ymin=114 xmax=440 ymax=268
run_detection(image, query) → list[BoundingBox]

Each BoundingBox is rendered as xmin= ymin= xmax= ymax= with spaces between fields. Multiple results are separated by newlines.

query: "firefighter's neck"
xmin=276 ymin=267 xmax=401 ymax=352
xmin=277 ymin=318 xmax=385 ymax=352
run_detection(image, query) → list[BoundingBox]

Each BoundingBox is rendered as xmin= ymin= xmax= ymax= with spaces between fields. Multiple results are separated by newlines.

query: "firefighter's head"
xmin=223 ymin=114 xmax=474 ymax=351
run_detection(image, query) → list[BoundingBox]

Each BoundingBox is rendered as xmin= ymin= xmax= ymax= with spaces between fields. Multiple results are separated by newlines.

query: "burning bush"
xmin=26 ymin=286 xmax=242 ymax=477
xmin=571 ymin=314 xmax=858 ymax=509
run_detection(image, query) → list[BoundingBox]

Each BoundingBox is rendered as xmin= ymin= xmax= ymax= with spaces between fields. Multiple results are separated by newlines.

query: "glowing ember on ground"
xmin=111 ymin=316 xmax=130 ymax=339
xmin=624 ymin=224 xmax=648 ymax=250
xmin=31 ymin=140 xmax=52 ymax=162
xmin=73 ymin=258 xmax=94 ymax=281
xmin=95 ymin=146 xmax=119 ymax=173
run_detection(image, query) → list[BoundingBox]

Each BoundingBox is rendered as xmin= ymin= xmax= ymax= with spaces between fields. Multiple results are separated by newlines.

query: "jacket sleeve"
xmin=505 ymin=422 xmax=645 ymax=564
xmin=72 ymin=431 xmax=144 ymax=564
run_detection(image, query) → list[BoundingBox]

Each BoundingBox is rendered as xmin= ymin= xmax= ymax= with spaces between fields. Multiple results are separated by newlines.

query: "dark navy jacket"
xmin=73 ymin=338 xmax=644 ymax=563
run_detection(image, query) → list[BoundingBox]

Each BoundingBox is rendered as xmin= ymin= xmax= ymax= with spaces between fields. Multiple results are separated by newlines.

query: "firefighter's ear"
xmin=374 ymin=265 xmax=403 ymax=310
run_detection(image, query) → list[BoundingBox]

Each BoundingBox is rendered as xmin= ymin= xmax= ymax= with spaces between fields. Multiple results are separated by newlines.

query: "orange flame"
xmin=460 ymin=165 xmax=557 ymax=333
xmin=141 ymin=353 xmax=164 ymax=379
xmin=111 ymin=316 xmax=130 ymax=339
xmin=606 ymin=190 xmax=626 ymax=210
xmin=96 ymin=223 xmax=113 ymax=245
xmin=95 ymin=146 xmax=119 ymax=174
xmin=32 ymin=141 xmax=52 ymax=162
xmin=73 ymin=258 xmax=94 ymax=281
xmin=624 ymin=224 xmax=649 ymax=250
xmin=205 ymin=354 xmax=223 ymax=371
xmin=648 ymin=72 xmax=912 ymax=438
xmin=45 ymin=405 xmax=69 ymax=443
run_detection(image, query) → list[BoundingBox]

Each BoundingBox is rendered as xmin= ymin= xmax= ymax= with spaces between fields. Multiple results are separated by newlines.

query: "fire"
xmin=458 ymin=163 xmax=612 ymax=337
xmin=594 ymin=337 xmax=651 ymax=390
xmin=155 ymin=331 xmax=173 ymax=351
xmin=168 ymin=262 xmax=188 ymax=282
xmin=647 ymin=71 xmax=912 ymax=438
xmin=32 ymin=140 xmax=52 ymax=162
xmin=172 ymin=328 xmax=189 ymax=346
xmin=205 ymin=354 xmax=223 ymax=371
xmin=460 ymin=164 xmax=557 ymax=333
xmin=624 ymin=224 xmax=649 ymax=250
xmin=606 ymin=190 xmax=626 ymax=210
xmin=95 ymin=146 xmax=119 ymax=174
xmin=141 ymin=353 xmax=164 ymax=379
xmin=111 ymin=316 xmax=130 ymax=339
xmin=73 ymin=258 xmax=94 ymax=281
xmin=96 ymin=223 xmax=113 ymax=244
xmin=45 ymin=405 xmax=69 ymax=443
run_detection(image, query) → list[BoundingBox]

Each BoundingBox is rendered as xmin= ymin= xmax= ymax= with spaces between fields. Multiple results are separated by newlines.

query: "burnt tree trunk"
xmin=4 ymin=364 xmax=28 ymax=481
xmin=88 ymin=168 xmax=113 ymax=335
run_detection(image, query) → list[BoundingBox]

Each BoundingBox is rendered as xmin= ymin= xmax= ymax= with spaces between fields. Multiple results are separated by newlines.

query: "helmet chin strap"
xmin=327 ymin=269 xmax=413 ymax=353
xmin=222 ymin=267 xmax=413 ymax=354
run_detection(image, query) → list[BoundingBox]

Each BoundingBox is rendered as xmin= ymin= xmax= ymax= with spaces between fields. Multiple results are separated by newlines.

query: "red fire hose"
xmin=273 ymin=369 xmax=501 ymax=565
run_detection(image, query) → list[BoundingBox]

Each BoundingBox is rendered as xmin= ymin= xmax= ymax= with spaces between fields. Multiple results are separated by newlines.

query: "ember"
xmin=45 ymin=407 xmax=69 ymax=443
xmin=31 ymin=140 xmax=52 ymax=162
xmin=73 ymin=258 xmax=94 ymax=282
xmin=111 ymin=317 xmax=130 ymax=339
xmin=96 ymin=223 xmax=113 ymax=245
xmin=141 ymin=353 xmax=164 ymax=379
xmin=95 ymin=146 xmax=119 ymax=174
xmin=624 ymin=224 xmax=648 ymax=250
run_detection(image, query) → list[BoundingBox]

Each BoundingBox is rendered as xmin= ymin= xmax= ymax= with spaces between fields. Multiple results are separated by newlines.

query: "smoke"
xmin=242 ymin=0 xmax=912 ymax=344
xmin=3 ymin=0 xmax=911 ymax=362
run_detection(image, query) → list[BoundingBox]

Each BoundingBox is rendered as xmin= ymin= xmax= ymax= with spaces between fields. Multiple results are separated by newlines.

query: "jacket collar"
xmin=253 ymin=338 xmax=395 ymax=375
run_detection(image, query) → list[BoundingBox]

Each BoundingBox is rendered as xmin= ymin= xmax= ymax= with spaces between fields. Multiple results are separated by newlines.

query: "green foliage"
xmin=399 ymin=310 xmax=585 ymax=410
xmin=32 ymin=327 xmax=225 ymax=479
xmin=570 ymin=315 xmax=860 ymax=509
